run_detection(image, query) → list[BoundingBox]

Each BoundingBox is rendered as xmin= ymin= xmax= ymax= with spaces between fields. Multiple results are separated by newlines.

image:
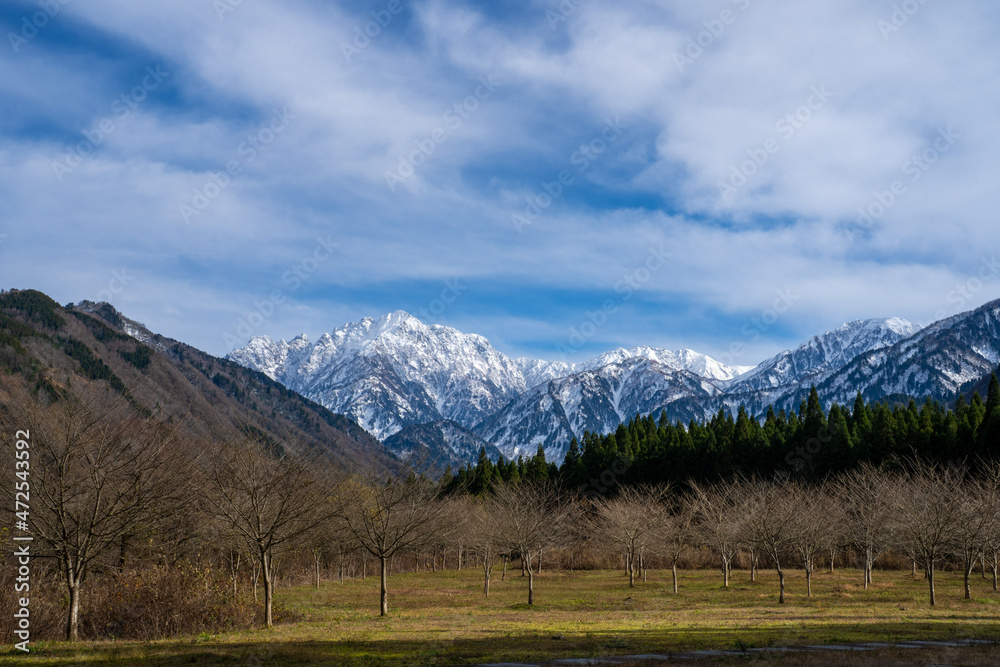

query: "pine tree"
xmin=977 ymin=373 xmax=1000 ymax=457
xmin=560 ymin=438 xmax=586 ymax=489
xmin=823 ymin=404 xmax=854 ymax=473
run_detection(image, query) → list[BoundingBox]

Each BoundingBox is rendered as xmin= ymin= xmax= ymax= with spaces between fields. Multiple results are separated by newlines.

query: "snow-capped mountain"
xmin=809 ymin=303 xmax=1000 ymax=408
xmin=227 ymin=311 xmax=748 ymax=441
xmin=474 ymin=358 xmax=721 ymax=461
xmin=229 ymin=312 xmax=529 ymax=439
xmin=228 ymin=304 xmax=1000 ymax=464
xmin=724 ymin=317 xmax=920 ymax=394
xmin=712 ymin=317 xmax=923 ymax=417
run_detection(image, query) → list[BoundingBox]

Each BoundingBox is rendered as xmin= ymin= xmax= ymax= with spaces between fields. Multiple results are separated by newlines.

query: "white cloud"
xmin=2 ymin=0 xmax=998 ymax=361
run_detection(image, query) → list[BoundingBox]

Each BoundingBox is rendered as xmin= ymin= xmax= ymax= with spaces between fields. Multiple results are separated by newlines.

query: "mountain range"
xmin=227 ymin=300 xmax=1000 ymax=463
xmin=5 ymin=287 xmax=999 ymax=472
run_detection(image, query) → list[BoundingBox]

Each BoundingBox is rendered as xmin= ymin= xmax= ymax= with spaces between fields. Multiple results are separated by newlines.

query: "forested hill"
xmin=0 ymin=289 xmax=387 ymax=467
xmin=444 ymin=381 xmax=1000 ymax=495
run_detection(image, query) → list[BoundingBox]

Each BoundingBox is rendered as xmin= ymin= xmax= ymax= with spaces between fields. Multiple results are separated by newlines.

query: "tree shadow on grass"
xmin=5 ymin=624 xmax=999 ymax=666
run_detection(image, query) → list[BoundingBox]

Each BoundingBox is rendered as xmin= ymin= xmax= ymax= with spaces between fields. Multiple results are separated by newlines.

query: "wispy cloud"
xmin=1 ymin=0 xmax=998 ymax=363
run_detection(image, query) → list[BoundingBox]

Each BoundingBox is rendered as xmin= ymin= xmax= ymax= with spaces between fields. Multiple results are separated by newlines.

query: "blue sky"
xmin=2 ymin=0 xmax=999 ymax=366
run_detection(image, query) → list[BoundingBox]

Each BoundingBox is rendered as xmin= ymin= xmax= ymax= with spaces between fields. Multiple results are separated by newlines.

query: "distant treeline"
xmin=442 ymin=380 xmax=1000 ymax=496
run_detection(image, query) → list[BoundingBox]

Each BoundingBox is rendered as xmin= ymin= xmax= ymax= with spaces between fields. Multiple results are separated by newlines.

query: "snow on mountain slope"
xmin=229 ymin=312 xmax=528 ymax=439
xmin=228 ymin=305 xmax=998 ymax=464
xmin=808 ymin=303 xmax=1000 ymax=408
xmin=584 ymin=347 xmax=753 ymax=382
xmin=383 ymin=419 xmax=503 ymax=471
xmin=474 ymin=358 xmax=720 ymax=461
xmin=227 ymin=312 xmax=744 ymax=441
xmin=725 ymin=318 xmax=920 ymax=394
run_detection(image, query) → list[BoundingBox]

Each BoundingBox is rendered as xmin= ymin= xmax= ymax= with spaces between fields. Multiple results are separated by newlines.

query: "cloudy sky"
xmin=2 ymin=0 xmax=998 ymax=365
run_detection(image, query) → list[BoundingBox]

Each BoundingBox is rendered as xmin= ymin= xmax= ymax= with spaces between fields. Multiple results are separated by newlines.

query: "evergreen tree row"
xmin=442 ymin=376 xmax=1000 ymax=496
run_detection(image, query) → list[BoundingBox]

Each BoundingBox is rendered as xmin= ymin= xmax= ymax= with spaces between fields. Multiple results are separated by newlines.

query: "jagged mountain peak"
xmin=227 ymin=312 xmax=744 ymax=442
xmin=727 ymin=316 xmax=921 ymax=394
xmin=586 ymin=346 xmax=753 ymax=382
xmin=822 ymin=316 xmax=921 ymax=343
xmin=227 ymin=306 xmax=990 ymax=464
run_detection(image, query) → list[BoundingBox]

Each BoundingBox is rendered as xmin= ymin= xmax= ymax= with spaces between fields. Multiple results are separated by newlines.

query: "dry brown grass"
xmin=2 ymin=566 xmax=998 ymax=665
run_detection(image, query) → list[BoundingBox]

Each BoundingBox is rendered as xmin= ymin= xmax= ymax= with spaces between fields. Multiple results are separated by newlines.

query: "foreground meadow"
xmin=3 ymin=567 xmax=999 ymax=665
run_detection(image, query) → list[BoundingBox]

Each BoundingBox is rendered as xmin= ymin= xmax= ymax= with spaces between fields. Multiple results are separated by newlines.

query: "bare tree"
xmin=981 ymin=462 xmax=1000 ymax=592
xmin=205 ymin=429 xmax=331 ymax=627
xmin=690 ymin=478 xmax=744 ymax=588
xmin=952 ymin=474 xmax=995 ymax=600
xmin=491 ymin=481 xmax=567 ymax=605
xmin=2 ymin=385 xmax=187 ymax=641
xmin=788 ymin=483 xmax=835 ymax=598
xmin=657 ymin=491 xmax=697 ymax=593
xmin=590 ymin=485 xmax=668 ymax=588
xmin=836 ymin=463 xmax=898 ymax=589
xmin=306 ymin=515 xmax=355 ymax=589
xmin=464 ymin=497 xmax=503 ymax=596
xmin=742 ymin=477 xmax=798 ymax=604
xmin=893 ymin=460 xmax=965 ymax=606
xmin=340 ymin=472 xmax=453 ymax=615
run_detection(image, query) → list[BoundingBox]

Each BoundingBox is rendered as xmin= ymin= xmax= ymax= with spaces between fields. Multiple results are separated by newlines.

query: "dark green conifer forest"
xmin=443 ymin=380 xmax=1000 ymax=496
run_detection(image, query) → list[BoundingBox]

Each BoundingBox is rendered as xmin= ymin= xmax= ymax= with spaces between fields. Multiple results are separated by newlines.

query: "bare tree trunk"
xmin=380 ymin=556 xmax=389 ymax=616
xmin=982 ymin=552 xmax=987 ymax=579
xmin=339 ymin=547 xmax=345 ymax=584
xmin=671 ymin=561 xmax=678 ymax=593
xmin=362 ymin=553 xmax=367 ymax=581
xmin=262 ymin=551 xmax=275 ymax=628
xmin=521 ymin=555 xmax=526 ymax=577
xmin=230 ymin=550 xmax=241 ymax=597
xmin=777 ymin=563 xmax=786 ymax=604
xmin=805 ymin=561 xmax=812 ymax=598
xmin=829 ymin=546 xmax=835 ymax=573
xmin=252 ymin=559 xmax=260 ymax=602
xmin=928 ymin=560 xmax=936 ymax=606
xmin=502 ymin=555 xmax=508 ymax=582
xmin=457 ymin=544 xmax=462 ymax=571
xmin=527 ymin=558 xmax=535 ymax=605
xmin=992 ymin=553 xmax=998 ymax=592
xmin=117 ymin=533 xmax=131 ymax=572
xmin=722 ymin=555 xmax=730 ymax=588
xmin=537 ymin=549 xmax=542 ymax=573
xmin=628 ymin=550 xmax=635 ymax=588
xmin=314 ymin=551 xmax=322 ymax=589
xmin=912 ymin=559 xmax=917 ymax=577
xmin=963 ymin=555 xmax=973 ymax=600
xmin=65 ymin=578 xmax=81 ymax=641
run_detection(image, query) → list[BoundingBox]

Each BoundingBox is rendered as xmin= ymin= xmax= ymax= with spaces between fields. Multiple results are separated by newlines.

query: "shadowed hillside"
xmin=0 ymin=289 xmax=389 ymax=468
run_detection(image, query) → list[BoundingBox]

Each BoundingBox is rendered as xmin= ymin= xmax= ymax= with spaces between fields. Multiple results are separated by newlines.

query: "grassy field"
xmin=3 ymin=566 xmax=1000 ymax=665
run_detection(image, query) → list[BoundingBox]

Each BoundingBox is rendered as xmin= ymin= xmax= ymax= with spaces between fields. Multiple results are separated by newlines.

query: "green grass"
xmin=3 ymin=567 xmax=999 ymax=665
